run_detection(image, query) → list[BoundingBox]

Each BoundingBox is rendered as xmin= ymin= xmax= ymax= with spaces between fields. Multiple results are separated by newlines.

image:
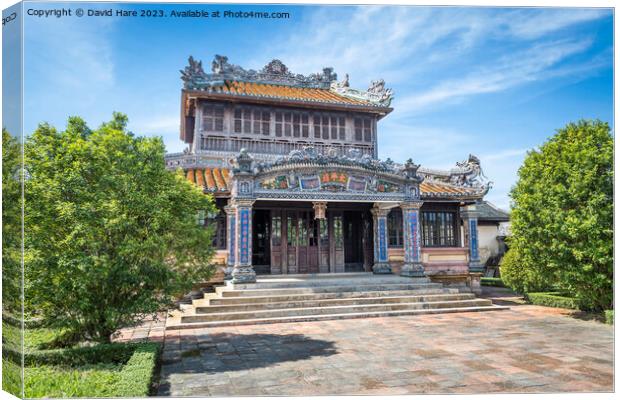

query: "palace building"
xmin=165 ymin=55 xmax=492 ymax=287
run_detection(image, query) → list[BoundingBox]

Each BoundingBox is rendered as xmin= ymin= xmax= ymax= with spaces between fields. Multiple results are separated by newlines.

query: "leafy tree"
xmin=2 ymin=128 xmax=23 ymax=315
xmin=504 ymin=120 xmax=613 ymax=310
xmin=24 ymin=113 xmax=216 ymax=343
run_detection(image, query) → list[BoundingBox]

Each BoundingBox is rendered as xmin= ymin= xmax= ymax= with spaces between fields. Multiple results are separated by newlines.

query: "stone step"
xmin=216 ymin=282 xmax=445 ymax=297
xmin=230 ymin=276 xmax=431 ymax=290
xmin=196 ymin=293 xmax=477 ymax=313
xmin=167 ymin=305 xmax=509 ymax=330
xmin=181 ymin=298 xmax=493 ymax=323
xmin=206 ymin=287 xmax=460 ymax=306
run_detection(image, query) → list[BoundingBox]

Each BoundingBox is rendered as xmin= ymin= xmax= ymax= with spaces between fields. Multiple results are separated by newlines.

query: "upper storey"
xmin=179 ymin=55 xmax=394 ymax=159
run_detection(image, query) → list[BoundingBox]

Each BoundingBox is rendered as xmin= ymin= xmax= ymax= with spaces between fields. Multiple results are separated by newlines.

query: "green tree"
xmin=503 ymin=120 xmax=613 ymax=310
xmin=24 ymin=113 xmax=216 ymax=343
xmin=2 ymin=128 xmax=23 ymax=314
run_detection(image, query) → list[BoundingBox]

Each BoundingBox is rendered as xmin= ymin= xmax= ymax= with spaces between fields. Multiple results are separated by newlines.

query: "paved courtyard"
xmin=155 ymin=294 xmax=613 ymax=396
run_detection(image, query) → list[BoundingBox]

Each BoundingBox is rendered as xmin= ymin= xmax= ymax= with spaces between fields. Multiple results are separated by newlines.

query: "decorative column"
xmin=400 ymin=200 xmax=425 ymax=277
xmin=461 ymin=204 xmax=483 ymax=273
xmin=371 ymin=204 xmax=391 ymax=274
xmin=223 ymin=204 xmax=236 ymax=280
xmin=232 ymin=199 xmax=256 ymax=284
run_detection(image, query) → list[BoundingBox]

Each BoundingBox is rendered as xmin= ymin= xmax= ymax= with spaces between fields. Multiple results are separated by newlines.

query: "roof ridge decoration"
xmin=180 ymin=55 xmax=395 ymax=107
xmin=330 ymin=74 xmax=394 ymax=107
xmin=243 ymin=146 xmax=422 ymax=182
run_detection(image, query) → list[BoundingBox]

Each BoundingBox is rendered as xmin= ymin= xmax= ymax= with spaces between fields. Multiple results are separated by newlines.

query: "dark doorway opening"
xmin=252 ymin=209 xmax=271 ymax=274
xmin=344 ymin=211 xmax=365 ymax=272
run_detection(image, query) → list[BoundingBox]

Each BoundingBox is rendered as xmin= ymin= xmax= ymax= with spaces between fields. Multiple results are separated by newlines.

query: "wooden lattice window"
xmin=202 ymin=104 xmax=224 ymax=132
xmin=354 ymin=117 xmax=373 ymax=142
xmin=234 ymin=107 xmax=270 ymax=135
xmin=421 ymin=211 xmax=457 ymax=247
xmin=388 ymin=209 xmax=403 ymax=248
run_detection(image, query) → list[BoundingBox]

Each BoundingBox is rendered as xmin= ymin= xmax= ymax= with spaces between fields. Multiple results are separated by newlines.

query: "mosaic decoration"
xmin=260 ymin=175 xmax=289 ymax=190
xmin=377 ymin=217 xmax=388 ymax=262
xmin=299 ymin=176 xmax=321 ymax=190
xmin=406 ymin=210 xmax=421 ymax=262
xmin=238 ymin=208 xmax=251 ymax=265
xmin=347 ymin=176 xmax=367 ymax=192
xmin=376 ymin=180 xmax=399 ymax=193
xmin=469 ymin=218 xmax=479 ymax=261
xmin=321 ymin=171 xmax=348 ymax=184
xmin=228 ymin=215 xmax=236 ymax=266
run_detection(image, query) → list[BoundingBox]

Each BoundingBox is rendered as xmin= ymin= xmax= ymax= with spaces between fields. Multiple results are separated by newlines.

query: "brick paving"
xmin=154 ymin=297 xmax=614 ymax=396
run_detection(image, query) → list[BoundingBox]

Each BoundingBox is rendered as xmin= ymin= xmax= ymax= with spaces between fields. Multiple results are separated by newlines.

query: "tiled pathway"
xmin=154 ymin=297 xmax=613 ymax=396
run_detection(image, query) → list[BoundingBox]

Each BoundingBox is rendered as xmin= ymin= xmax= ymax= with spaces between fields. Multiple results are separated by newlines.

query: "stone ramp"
xmin=166 ymin=273 xmax=508 ymax=330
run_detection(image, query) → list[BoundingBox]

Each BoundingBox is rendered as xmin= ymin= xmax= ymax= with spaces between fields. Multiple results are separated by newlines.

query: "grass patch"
xmin=481 ymin=277 xmax=505 ymax=287
xmin=2 ymin=357 xmax=23 ymax=398
xmin=525 ymin=292 xmax=580 ymax=310
xmin=22 ymin=342 xmax=161 ymax=398
xmin=604 ymin=310 xmax=613 ymax=325
xmin=2 ymin=320 xmax=161 ymax=398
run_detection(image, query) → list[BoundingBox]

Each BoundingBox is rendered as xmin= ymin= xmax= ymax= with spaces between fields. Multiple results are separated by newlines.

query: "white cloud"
xmin=505 ymin=8 xmax=610 ymax=39
xmin=395 ymin=38 xmax=595 ymax=112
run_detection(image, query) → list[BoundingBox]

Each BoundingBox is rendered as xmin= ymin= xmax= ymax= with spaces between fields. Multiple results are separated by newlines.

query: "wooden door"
xmin=269 ymin=211 xmax=283 ymax=274
xmin=330 ymin=211 xmax=345 ymax=272
xmin=307 ymin=217 xmax=319 ymax=273
xmin=297 ymin=211 xmax=309 ymax=273
xmin=318 ymin=218 xmax=330 ymax=273
xmin=286 ymin=211 xmax=298 ymax=274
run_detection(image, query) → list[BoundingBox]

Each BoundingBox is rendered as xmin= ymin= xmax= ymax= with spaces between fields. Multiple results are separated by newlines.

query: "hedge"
xmin=114 ymin=342 xmax=161 ymax=397
xmin=604 ymin=310 xmax=613 ymax=325
xmin=481 ymin=277 xmax=505 ymax=287
xmin=525 ymin=292 xmax=580 ymax=310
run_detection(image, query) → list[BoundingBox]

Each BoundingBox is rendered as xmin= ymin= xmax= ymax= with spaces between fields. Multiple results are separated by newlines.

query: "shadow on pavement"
xmin=157 ymin=333 xmax=338 ymax=395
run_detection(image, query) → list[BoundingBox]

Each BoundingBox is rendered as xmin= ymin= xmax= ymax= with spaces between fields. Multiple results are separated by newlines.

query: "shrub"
xmin=499 ymin=247 xmax=552 ymax=294
xmin=480 ymin=277 xmax=505 ymax=287
xmin=604 ymin=310 xmax=613 ymax=325
xmin=508 ymin=120 xmax=613 ymax=311
xmin=525 ymin=292 xmax=580 ymax=310
xmin=24 ymin=114 xmax=217 ymax=343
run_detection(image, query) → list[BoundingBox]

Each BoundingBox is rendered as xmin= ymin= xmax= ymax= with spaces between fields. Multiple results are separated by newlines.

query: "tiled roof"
xmin=419 ymin=181 xmax=482 ymax=198
xmin=192 ymin=80 xmax=382 ymax=108
xmin=186 ymin=168 xmax=230 ymax=193
xmin=477 ymin=201 xmax=510 ymax=221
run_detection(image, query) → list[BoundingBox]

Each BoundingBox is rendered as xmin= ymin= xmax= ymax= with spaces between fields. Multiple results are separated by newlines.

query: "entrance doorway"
xmin=252 ymin=210 xmax=271 ymax=274
xmin=253 ymin=204 xmax=372 ymax=274
xmin=344 ymin=211 xmax=365 ymax=272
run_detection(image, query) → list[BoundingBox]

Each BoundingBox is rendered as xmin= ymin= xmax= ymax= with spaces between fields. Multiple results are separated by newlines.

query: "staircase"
xmin=166 ymin=273 xmax=508 ymax=330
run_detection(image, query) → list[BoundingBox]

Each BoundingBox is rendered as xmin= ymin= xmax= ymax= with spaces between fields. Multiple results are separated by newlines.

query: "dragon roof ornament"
xmin=181 ymin=55 xmax=337 ymax=90
xmin=448 ymin=154 xmax=493 ymax=190
xmin=180 ymin=55 xmax=394 ymax=107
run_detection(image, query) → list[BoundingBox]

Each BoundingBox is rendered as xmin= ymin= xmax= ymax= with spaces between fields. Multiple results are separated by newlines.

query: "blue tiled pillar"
xmin=232 ymin=199 xmax=256 ymax=284
xmin=371 ymin=204 xmax=392 ymax=274
xmin=400 ymin=201 xmax=425 ymax=277
xmin=461 ymin=204 xmax=483 ymax=273
xmin=224 ymin=205 xmax=235 ymax=280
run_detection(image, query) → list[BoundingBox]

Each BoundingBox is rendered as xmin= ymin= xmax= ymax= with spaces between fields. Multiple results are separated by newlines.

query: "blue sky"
xmin=16 ymin=3 xmax=614 ymax=209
